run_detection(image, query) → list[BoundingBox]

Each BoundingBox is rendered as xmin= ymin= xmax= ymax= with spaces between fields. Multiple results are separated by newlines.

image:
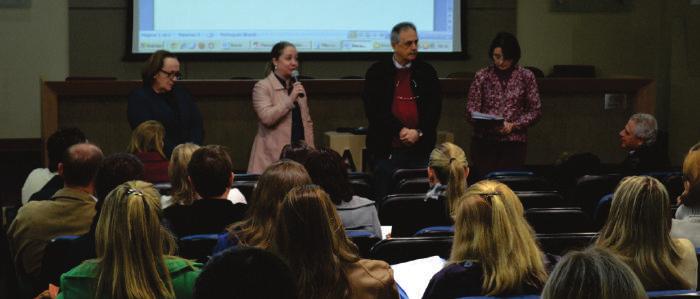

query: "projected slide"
xmin=132 ymin=0 xmax=459 ymax=54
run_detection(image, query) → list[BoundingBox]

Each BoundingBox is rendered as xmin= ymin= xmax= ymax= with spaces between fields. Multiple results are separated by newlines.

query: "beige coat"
xmin=345 ymin=259 xmax=399 ymax=299
xmin=247 ymin=73 xmax=314 ymax=173
xmin=8 ymin=187 xmax=96 ymax=277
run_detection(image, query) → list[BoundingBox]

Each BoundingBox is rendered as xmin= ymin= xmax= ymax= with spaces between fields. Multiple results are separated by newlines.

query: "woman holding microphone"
xmin=248 ymin=41 xmax=314 ymax=174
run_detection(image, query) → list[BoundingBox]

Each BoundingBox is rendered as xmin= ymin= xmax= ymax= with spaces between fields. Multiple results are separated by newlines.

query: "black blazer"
xmin=163 ymin=198 xmax=246 ymax=238
xmin=362 ymin=58 xmax=442 ymax=160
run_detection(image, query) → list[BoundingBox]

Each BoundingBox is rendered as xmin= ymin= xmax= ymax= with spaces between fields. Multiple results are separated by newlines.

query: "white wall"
xmin=0 ymin=1 xmax=69 ymax=138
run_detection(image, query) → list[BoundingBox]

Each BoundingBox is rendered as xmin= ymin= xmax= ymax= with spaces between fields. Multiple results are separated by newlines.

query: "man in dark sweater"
xmin=363 ymin=22 xmax=442 ymax=202
xmin=618 ymin=113 xmax=670 ymax=174
xmin=163 ymin=145 xmax=246 ymax=237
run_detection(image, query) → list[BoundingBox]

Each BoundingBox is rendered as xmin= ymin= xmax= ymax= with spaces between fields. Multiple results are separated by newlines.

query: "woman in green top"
xmin=57 ymin=180 xmax=201 ymax=299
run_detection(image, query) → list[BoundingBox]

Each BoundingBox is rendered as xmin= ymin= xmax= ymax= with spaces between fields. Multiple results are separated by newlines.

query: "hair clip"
xmin=126 ymin=188 xmax=144 ymax=197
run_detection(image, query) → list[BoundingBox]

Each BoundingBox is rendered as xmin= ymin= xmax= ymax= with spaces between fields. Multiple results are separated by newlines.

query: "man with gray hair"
xmin=363 ymin=21 xmax=442 ymax=202
xmin=619 ymin=113 xmax=669 ymax=173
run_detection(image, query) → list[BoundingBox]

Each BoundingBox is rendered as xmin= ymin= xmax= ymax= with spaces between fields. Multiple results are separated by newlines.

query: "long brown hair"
xmin=596 ymin=176 xmax=690 ymax=290
xmin=449 ymin=180 xmax=547 ymax=296
xmin=94 ymin=180 xmax=183 ymax=299
xmin=272 ymin=185 xmax=359 ymax=299
xmin=228 ymin=160 xmax=311 ymax=248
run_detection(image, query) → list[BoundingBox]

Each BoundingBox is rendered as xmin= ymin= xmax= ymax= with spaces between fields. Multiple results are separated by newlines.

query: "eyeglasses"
xmin=159 ymin=69 xmax=182 ymax=80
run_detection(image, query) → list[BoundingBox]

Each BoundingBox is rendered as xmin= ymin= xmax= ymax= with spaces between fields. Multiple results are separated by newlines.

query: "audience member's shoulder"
xmin=61 ymin=260 xmax=99 ymax=279
xmin=351 ymin=258 xmax=394 ymax=285
xmin=165 ymin=256 xmax=202 ymax=273
xmin=673 ymin=238 xmax=695 ymax=255
xmin=337 ymin=195 xmax=375 ymax=210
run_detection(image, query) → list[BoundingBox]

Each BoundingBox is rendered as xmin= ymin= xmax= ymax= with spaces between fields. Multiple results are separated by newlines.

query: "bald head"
xmin=60 ymin=143 xmax=104 ymax=187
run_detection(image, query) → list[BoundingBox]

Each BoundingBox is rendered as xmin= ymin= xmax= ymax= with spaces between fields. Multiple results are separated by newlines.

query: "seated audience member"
xmin=672 ymin=143 xmax=700 ymax=247
xmin=162 ymin=143 xmax=245 ymax=209
xmin=41 ymin=153 xmax=145 ymax=286
xmin=273 ymin=185 xmax=398 ymax=299
xmin=22 ymin=127 xmax=86 ymax=204
xmin=422 ymin=180 xmax=550 ymax=298
xmin=426 ymin=142 xmax=469 ymax=216
xmin=596 ymin=176 xmax=697 ymax=290
xmin=57 ymin=181 xmax=201 ymax=299
xmin=164 ymin=145 xmax=247 ymax=237
xmin=280 ymin=140 xmax=314 ymax=165
xmin=128 ymin=120 xmax=170 ymax=183
xmin=304 ymin=147 xmax=381 ymax=237
xmin=193 ymin=247 xmax=297 ymax=299
xmin=8 ymin=143 xmax=103 ymax=296
xmin=541 ymin=248 xmax=647 ymax=299
xmin=219 ymin=160 xmax=311 ymax=252
xmin=618 ymin=113 xmax=670 ymax=174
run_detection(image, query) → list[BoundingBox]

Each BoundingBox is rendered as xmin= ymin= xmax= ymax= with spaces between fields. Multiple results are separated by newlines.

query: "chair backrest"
xmin=514 ymin=191 xmax=566 ymax=210
xmin=392 ymin=168 xmax=428 ymax=183
xmin=346 ymin=230 xmax=381 ymax=258
xmin=525 ymin=208 xmax=594 ymax=234
xmin=379 ymin=193 xmax=451 ymax=237
xmin=573 ymin=174 xmax=622 ymax=216
xmin=154 ymin=182 xmax=172 ymax=196
xmin=369 ymin=237 xmax=453 ymax=265
xmin=234 ymin=173 xmax=260 ymax=181
xmin=536 ymin=232 xmax=598 ymax=256
xmin=41 ymin=236 xmax=81 ymax=286
xmin=350 ymin=179 xmax=374 ymax=201
xmin=231 ymin=181 xmax=257 ymax=204
xmin=485 ymin=171 xmax=535 ymax=178
xmin=593 ymin=193 xmax=613 ymax=229
xmin=413 ymin=226 xmax=454 ymax=237
xmin=394 ymin=177 xmax=430 ymax=194
xmin=178 ymin=234 xmax=220 ymax=263
xmin=491 ymin=176 xmax=553 ymax=192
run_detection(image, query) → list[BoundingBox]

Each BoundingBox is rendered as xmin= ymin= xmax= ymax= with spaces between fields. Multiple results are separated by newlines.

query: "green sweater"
xmin=56 ymin=257 xmax=201 ymax=299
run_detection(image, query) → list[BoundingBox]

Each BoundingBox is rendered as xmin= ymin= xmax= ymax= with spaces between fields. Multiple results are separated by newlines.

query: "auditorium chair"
xmin=379 ymin=193 xmax=450 ymax=237
xmin=231 ymin=180 xmax=257 ymax=204
xmin=394 ymin=177 xmax=431 ymax=194
xmin=154 ymin=182 xmax=171 ymax=196
xmin=413 ymin=226 xmax=454 ymax=237
xmin=234 ymin=173 xmax=260 ymax=181
xmin=346 ymin=230 xmax=381 ymax=258
xmin=485 ymin=171 xmax=535 ymax=178
xmin=178 ymin=234 xmax=220 ymax=263
xmin=392 ymin=168 xmax=428 ymax=184
xmin=369 ymin=236 xmax=453 ymax=265
xmin=592 ymin=193 xmax=613 ymax=230
xmin=525 ymin=207 xmax=594 ymax=234
xmin=515 ymin=191 xmax=566 ymax=210
xmin=572 ymin=174 xmax=622 ymax=216
xmin=490 ymin=175 xmax=554 ymax=192
xmin=536 ymin=232 xmax=598 ymax=256
xmin=350 ymin=178 xmax=374 ymax=201
xmin=41 ymin=235 xmax=81 ymax=286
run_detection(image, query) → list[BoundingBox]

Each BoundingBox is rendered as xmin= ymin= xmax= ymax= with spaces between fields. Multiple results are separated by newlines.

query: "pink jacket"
xmin=247 ymin=73 xmax=314 ymax=173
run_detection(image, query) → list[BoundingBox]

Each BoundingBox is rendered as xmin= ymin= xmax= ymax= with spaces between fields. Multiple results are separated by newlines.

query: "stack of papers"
xmin=392 ymin=256 xmax=446 ymax=299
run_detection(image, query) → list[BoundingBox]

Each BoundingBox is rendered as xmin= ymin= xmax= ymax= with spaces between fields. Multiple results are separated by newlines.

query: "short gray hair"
xmin=629 ymin=113 xmax=658 ymax=145
xmin=390 ymin=22 xmax=417 ymax=45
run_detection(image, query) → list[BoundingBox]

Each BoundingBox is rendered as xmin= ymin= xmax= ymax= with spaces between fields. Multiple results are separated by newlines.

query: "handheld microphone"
xmin=291 ymin=70 xmax=305 ymax=98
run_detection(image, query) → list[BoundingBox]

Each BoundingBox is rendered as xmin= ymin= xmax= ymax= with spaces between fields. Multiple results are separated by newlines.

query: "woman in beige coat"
xmin=248 ymin=41 xmax=314 ymax=173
